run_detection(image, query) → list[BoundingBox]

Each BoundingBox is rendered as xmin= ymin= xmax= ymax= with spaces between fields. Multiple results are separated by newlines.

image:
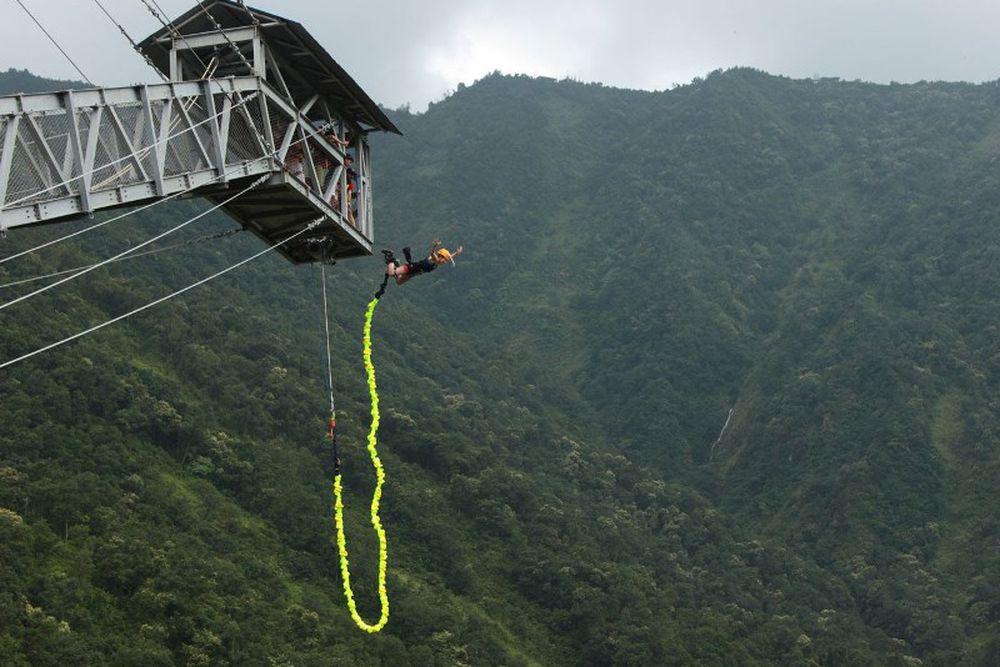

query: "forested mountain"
xmin=1 ymin=68 xmax=999 ymax=665
xmin=0 ymin=68 xmax=85 ymax=94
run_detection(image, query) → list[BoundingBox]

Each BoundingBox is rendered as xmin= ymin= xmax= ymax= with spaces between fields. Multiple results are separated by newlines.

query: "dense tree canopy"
xmin=1 ymin=68 xmax=998 ymax=665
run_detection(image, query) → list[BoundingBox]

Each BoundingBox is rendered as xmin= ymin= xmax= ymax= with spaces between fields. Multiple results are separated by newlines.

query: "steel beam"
xmin=64 ymin=91 xmax=91 ymax=214
xmin=140 ymin=86 xmax=165 ymax=196
xmin=203 ymin=81 xmax=228 ymax=180
xmin=0 ymin=115 xmax=20 ymax=207
xmin=161 ymin=26 xmax=257 ymax=50
xmin=0 ymin=75 xmax=375 ymax=255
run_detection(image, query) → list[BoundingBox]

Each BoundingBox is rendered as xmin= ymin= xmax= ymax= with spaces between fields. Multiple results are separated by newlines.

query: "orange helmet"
xmin=435 ymin=248 xmax=454 ymax=264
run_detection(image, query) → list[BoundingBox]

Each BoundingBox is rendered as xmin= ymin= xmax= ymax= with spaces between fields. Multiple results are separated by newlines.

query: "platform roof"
xmin=138 ymin=0 xmax=400 ymax=135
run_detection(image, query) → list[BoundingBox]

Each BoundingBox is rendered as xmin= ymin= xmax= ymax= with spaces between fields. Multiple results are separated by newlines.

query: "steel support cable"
xmin=0 ymin=188 xmax=190 ymax=267
xmin=234 ymin=0 xmax=260 ymax=28
xmin=0 ymin=174 xmax=267 ymax=312
xmin=141 ymin=0 xmax=229 ymax=95
xmin=332 ymin=294 xmax=390 ymax=633
xmin=0 ymin=218 xmax=322 ymax=371
xmin=189 ymin=0 xmax=272 ymax=154
xmin=194 ymin=0 xmax=257 ymax=74
xmin=141 ymin=0 xmax=205 ymax=63
xmin=92 ymin=0 xmax=220 ymax=189
xmin=141 ymin=0 xmax=271 ymax=153
xmin=2 ymin=91 xmax=259 ymax=210
xmin=12 ymin=0 xmax=94 ymax=86
xmin=142 ymin=0 xmax=239 ymax=116
xmin=321 ymin=264 xmax=336 ymax=416
xmin=0 ymin=228 xmax=243 ymax=290
xmin=91 ymin=0 xmax=169 ymax=83
xmin=95 ymin=0 xmax=223 ymax=142
xmin=143 ymin=0 xmax=210 ymax=69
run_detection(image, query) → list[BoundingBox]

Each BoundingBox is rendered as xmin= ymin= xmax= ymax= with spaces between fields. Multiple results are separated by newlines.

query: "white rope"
xmin=141 ymin=0 xmax=271 ymax=154
xmin=0 ymin=188 xmax=189 ymax=266
xmin=13 ymin=0 xmax=93 ymax=86
xmin=321 ymin=263 xmax=336 ymax=415
xmin=0 ymin=229 xmax=242 ymax=290
xmin=92 ymin=0 xmax=169 ymax=83
xmin=0 ymin=174 xmax=267 ymax=312
xmin=0 ymin=219 xmax=322 ymax=371
xmin=195 ymin=0 xmax=256 ymax=74
xmin=2 ymin=91 xmax=258 ymax=210
xmin=142 ymin=0 xmax=210 ymax=70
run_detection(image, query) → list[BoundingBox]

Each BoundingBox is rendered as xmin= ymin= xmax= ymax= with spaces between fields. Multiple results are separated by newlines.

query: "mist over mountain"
xmin=1 ymin=68 xmax=999 ymax=665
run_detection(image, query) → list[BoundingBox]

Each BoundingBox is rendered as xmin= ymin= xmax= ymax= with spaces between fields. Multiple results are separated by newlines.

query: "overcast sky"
xmin=2 ymin=0 xmax=1000 ymax=110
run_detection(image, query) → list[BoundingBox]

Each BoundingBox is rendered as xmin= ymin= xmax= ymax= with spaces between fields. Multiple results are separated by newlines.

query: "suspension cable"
xmin=143 ymin=0 xmax=204 ymax=61
xmin=12 ymin=0 xmax=94 ymax=86
xmin=0 ymin=188 xmax=190 ymax=267
xmin=0 ymin=228 xmax=243 ymax=290
xmin=140 ymin=0 xmax=270 ymax=153
xmin=91 ymin=0 xmax=169 ymax=83
xmin=234 ymin=0 xmax=260 ymax=28
xmin=321 ymin=263 xmax=336 ymax=416
xmin=141 ymin=0 xmax=220 ymax=82
xmin=190 ymin=0 xmax=272 ymax=153
xmin=0 ymin=175 xmax=267 ymax=312
xmin=0 ymin=219 xmax=322 ymax=371
xmin=194 ymin=0 xmax=257 ymax=74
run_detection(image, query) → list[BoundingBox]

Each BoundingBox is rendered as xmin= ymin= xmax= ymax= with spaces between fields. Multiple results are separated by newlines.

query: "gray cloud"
xmin=2 ymin=0 xmax=999 ymax=111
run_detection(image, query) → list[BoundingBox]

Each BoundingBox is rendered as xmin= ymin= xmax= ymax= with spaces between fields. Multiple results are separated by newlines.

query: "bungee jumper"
xmin=381 ymin=239 xmax=464 ymax=286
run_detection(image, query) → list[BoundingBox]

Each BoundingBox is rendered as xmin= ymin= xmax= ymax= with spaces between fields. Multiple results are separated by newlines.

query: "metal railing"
xmin=0 ymin=76 xmax=373 ymax=245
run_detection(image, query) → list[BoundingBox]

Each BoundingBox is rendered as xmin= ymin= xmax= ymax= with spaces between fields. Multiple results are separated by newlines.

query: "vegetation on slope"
xmin=2 ymin=69 xmax=999 ymax=665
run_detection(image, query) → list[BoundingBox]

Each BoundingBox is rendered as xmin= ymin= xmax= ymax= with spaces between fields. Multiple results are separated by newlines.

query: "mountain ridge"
xmin=1 ymin=67 xmax=998 ymax=665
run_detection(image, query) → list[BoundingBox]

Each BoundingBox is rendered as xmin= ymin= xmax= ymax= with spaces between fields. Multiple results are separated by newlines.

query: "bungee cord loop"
xmin=324 ymin=272 xmax=392 ymax=633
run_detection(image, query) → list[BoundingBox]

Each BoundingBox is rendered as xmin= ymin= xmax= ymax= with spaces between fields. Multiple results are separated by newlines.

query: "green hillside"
xmin=0 ymin=68 xmax=85 ymax=94
xmin=1 ymin=68 xmax=999 ymax=665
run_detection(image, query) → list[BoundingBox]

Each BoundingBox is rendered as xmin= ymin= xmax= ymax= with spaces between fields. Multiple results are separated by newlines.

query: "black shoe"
xmin=403 ymin=246 xmax=413 ymax=263
xmin=381 ymin=249 xmax=396 ymax=264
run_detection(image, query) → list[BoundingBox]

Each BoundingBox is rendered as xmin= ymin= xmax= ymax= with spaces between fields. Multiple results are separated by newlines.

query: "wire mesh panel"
xmin=226 ymin=95 xmax=267 ymax=164
xmin=91 ymin=111 xmax=128 ymax=190
xmin=6 ymin=118 xmax=70 ymax=206
xmin=183 ymin=97 xmax=212 ymax=176
xmin=90 ymin=105 xmax=147 ymax=191
xmin=164 ymin=97 xmax=207 ymax=176
xmin=128 ymin=102 xmax=158 ymax=183
xmin=266 ymin=98 xmax=293 ymax=160
xmin=34 ymin=112 xmax=75 ymax=192
xmin=186 ymin=98 xmax=213 ymax=173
